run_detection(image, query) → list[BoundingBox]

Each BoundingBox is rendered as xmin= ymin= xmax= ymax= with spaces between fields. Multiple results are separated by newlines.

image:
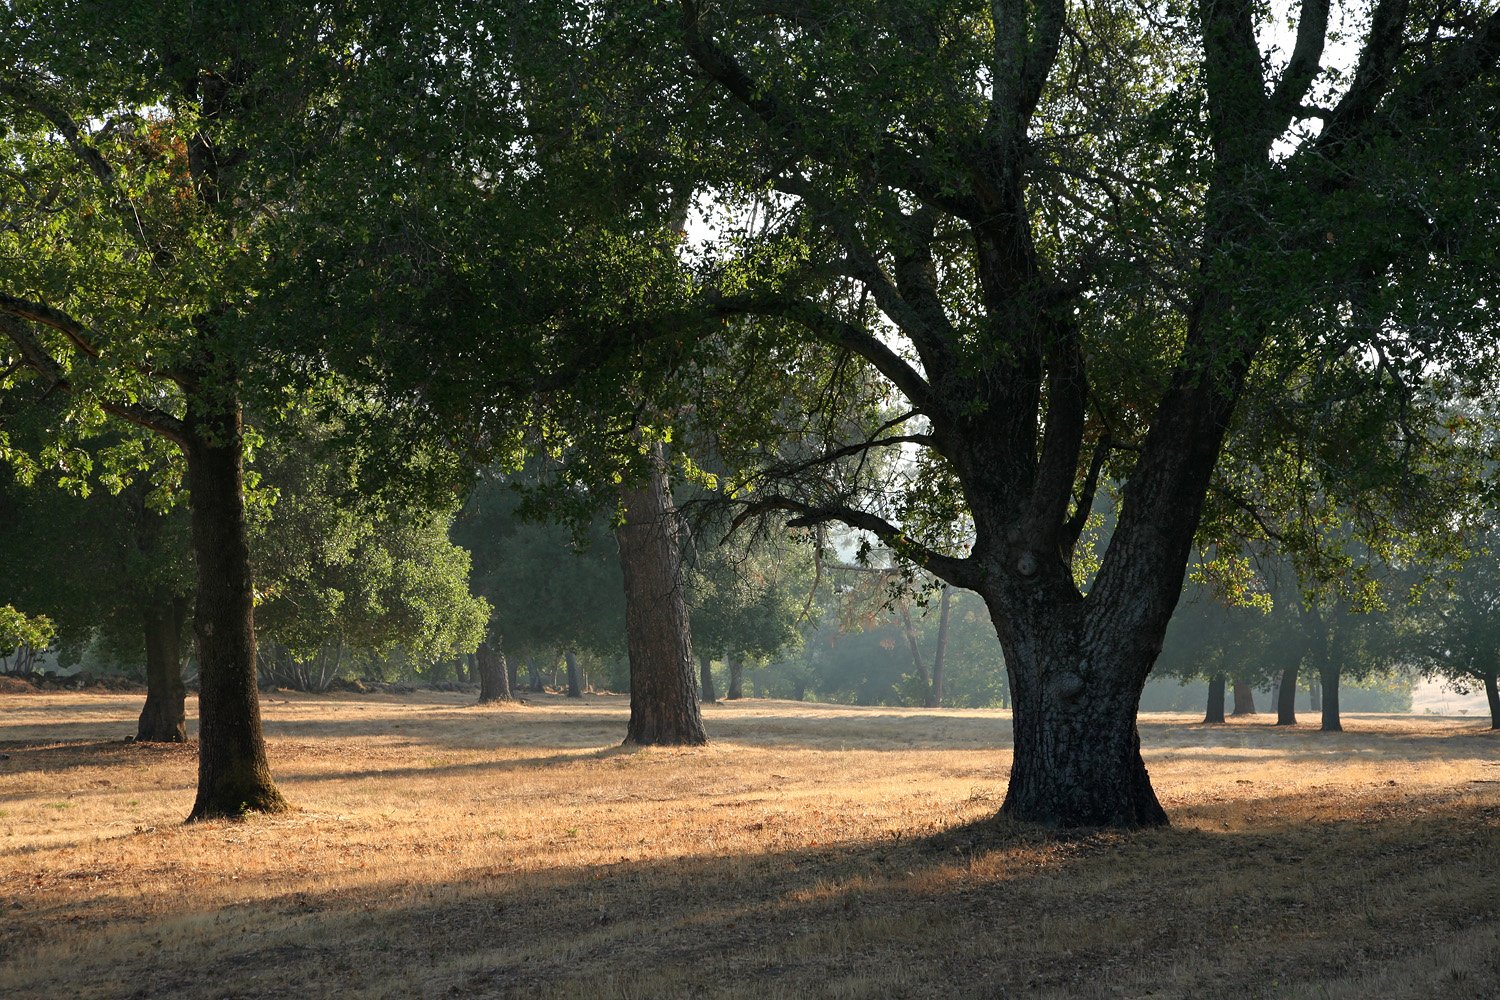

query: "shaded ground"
xmin=1 ymin=692 xmax=1496 ymax=999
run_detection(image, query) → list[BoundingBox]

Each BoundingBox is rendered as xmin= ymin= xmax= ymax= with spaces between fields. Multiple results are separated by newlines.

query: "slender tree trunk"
xmin=1320 ymin=665 xmax=1342 ymax=732
xmin=1204 ymin=673 xmax=1227 ymax=724
xmin=1276 ymin=663 xmax=1298 ymax=726
xmin=465 ymin=653 xmax=476 ymax=684
xmin=614 ymin=443 xmax=705 ymax=745
xmin=506 ymin=654 xmax=519 ymax=695
xmin=184 ymin=395 xmax=287 ymax=820
xmin=899 ymin=603 xmax=930 ymax=703
xmin=565 ymin=650 xmax=583 ymax=699
xmin=726 ymin=653 xmax=744 ymax=700
xmin=1484 ymin=671 xmax=1500 ymax=730
xmin=1309 ymin=678 xmax=1322 ymax=711
xmin=699 ymin=653 xmax=717 ymax=703
xmin=1231 ymin=682 xmax=1256 ymax=715
xmin=927 ymin=588 xmax=953 ymax=708
xmin=528 ymin=657 xmax=545 ymax=693
xmin=476 ymin=639 xmax=512 ymax=703
xmin=137 ymin=596 xmax=189 ymax=743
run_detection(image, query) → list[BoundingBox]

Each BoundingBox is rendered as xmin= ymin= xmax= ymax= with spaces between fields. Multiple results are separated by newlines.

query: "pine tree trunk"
xmin=927 ymin=588 xmax=952 ymax=708
xmin=565 ymin=650 xmax=583 ymax=699
xmin=137 ymin=596 xmax=189 ymax=743
xmin=726 ymin=653 xmax=744 ymax=700
xmin=477 ymin=640 xmax=512 ymax=703
xmin=1484 ymin=671 xmax=1500 ymax=730
xmin=1275 ymin=663 xmax=1298 ymax=726
xmin=184 ymin=395 xmax=288 ymax=820
xmin=615 ymin=443 xmax=705 ymax=745
xmin=1231 ymin=682 xmax=1256 ymax=715
xmin=1204 ymin=673 xmax=1226 ymax=724
xmin=699 ymin=654 xmax=717 ymax=703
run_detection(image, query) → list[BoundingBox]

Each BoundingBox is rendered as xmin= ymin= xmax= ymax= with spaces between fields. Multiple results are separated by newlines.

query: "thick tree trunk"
xmin=614 ymin=444 xmax=705 ymax=746
xmin=699 ymin=653 xmax=717 ymax=703
xmin=476 ymin=640 xmax=512 ymax=703
xmin=1204 ymin=673 xmax=1227 ymax=724
xmin=1231 ymin=682 xmax=1256 ymax=716
xmin=1320 ymin=665 xmax=1342 ymax=732
xmin=994 ymin=606 xmax=1169 ymax=828
xmin=137 ymin=596 xmax=189 ymax=743
xmin=529 ymin=658 xmax=545 ymax=693
xmin=726 ymin=653 xmax=744 ymax=700
xmin=927 ymin=588 xmax=953 ymax=708
xmin=1485 ymin=671 xmax=1500 ymax=730
xmin=1275 ymin=663 xmax=1298 ymax=726
xmin=565 ymin=650 xmax=583 ymax=699
xmin=184 ymin=397 xmax=288 ymax=820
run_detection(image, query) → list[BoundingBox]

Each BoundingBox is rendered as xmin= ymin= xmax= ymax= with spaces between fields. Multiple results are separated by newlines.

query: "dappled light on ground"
xmin=2 ymin=692 xmax=1496 ymax=998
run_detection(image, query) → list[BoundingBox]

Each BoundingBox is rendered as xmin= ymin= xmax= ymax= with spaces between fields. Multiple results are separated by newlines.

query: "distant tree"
xmin=1404 ymin=525 xmax=1500 ymax=729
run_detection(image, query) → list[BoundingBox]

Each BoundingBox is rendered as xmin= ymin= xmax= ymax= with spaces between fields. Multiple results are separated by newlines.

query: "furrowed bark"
xmin=477 ymin=639 xmax=512 ymax=703
xmin=616 ymin=442 xmax=705 ymax=746
xmin=185 ymin=392 xmax=288 ymax=820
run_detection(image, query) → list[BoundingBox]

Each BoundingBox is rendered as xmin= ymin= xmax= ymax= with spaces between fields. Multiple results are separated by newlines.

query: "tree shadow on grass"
xmin=8 ymin=786 xmax=1499 ymax=1000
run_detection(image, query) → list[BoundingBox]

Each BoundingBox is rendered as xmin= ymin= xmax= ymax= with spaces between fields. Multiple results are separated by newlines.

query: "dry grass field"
xmin=1 ymin=691 xmax=1496 ymax=1000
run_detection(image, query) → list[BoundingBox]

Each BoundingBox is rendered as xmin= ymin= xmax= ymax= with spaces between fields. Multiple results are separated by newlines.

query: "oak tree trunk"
xmin=726 ymin=653 xmax=744 ymax=700
xmin=565 ymin=650 xmax=583 ymax=699
xmin=1275 ymin=663 xmax=1298 ymax=726
xmin=615 ymin=443 xmax=705 ymax=745
xmin=1204 ymin=673 xmax=1227 ymax=724
xmin=927 ymin=588 xmax=952 ymax=708
xmin=699 ymin=653 xmax=717 ymax=703
xmin=137 ymin=596 xmax=189 ymax=743
xmin=1319 ymin=665 xmax=1342 ymax=732
xmin=1484 ymin=671 xmax=1500 ymax=730
xmin=477 ymin=640 xmax=512 ymax=703
xmin=993 ymin=603 xmax=1168 ymax=828
xmin=1230 ymin=682 xmax=1256 ymax=716
xmin=185 ymin=395 xmax=288 ymax=820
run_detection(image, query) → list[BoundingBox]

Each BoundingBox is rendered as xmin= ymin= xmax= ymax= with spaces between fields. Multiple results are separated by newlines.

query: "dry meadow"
xmin=0 ymin=690 xmax=1496 ymax=999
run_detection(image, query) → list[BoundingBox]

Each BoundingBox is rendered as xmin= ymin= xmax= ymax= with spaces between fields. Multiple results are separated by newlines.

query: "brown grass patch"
xmin=1 ymin=692 xmax=1496 ymax=999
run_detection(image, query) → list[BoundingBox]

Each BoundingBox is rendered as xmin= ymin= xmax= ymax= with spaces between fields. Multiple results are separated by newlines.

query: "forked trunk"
xmin=1485 ymin=671 xmax=1500 ymax=730
xmin=699 ymin=653 xmax=717 ymax=703
xmin=615 ymin=443 xmax=705 ymax=746
xmin=184 ymin=396 xmax=288 ymax=820
xmin=1275 ymin=663 xmax=1298 ymax=726
xmin=995 ymin=612 xmax=1168 ymax=828
xmin=137 ymin=596 xmax=189 ymax=743
xmin=726 ymin=653 xmax=744 ymax=700
xmin=1204 ymin=673 xmax=1226 ymax=724
xmin=927 ymin=588 xmax=952 ymax=708
xmin=1231 ymin=682 xmax=1256 ymax=715
xmin=476 ymin=640 xmax=512 ymax=703
xmin=565 ymin=650 xmax=583 ymax=699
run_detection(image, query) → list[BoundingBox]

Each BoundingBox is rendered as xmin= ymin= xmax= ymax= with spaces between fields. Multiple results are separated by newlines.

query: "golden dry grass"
xmin=1 ymin=691 xmax=1497 ymax=999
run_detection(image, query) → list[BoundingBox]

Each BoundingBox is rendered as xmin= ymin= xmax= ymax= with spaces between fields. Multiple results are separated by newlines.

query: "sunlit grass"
xmin=0 ymin=690 xmax=1495 ymax=998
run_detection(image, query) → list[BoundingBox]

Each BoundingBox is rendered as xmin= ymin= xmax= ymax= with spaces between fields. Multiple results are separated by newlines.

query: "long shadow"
xmin=9 ymin=787 xmax=1498 ymax=1000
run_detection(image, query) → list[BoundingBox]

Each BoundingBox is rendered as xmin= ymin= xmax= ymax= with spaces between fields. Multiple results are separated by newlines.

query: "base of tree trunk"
xmin=1320 ymin=669 xmax=1342 ymax=732
xmin=1230 ymin=682 xmax=1256 ymax=716
xmin=1484 ymin=672 xmax=1499 ymax=730
xmin=1275 ymin=665 xmax=1298 ymax=726
xmin=699 ymin=654 xmax=717 ymax=703
xmin=1204 ymin=674 xmax=1226 ymax=724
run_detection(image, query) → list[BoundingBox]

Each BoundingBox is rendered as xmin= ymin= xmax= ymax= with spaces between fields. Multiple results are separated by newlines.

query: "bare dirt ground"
xmin=1 ymin=692 xmax=1496 ymax=999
